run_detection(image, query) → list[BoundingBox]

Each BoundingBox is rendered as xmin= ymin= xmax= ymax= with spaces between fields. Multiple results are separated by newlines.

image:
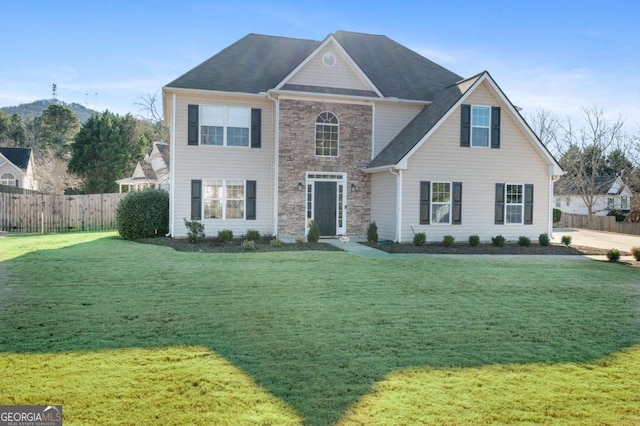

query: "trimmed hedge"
xmin=116 ymin=189 xmax=169 ymax=240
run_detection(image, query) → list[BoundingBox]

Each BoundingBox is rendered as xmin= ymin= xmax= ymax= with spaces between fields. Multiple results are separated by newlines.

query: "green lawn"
xmin=1 ymin=232 xmax=639 ymax=425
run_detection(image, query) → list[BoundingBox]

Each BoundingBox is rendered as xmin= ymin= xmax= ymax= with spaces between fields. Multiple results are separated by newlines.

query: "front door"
xmin=314 ymin=181 xmax=337 ymax=236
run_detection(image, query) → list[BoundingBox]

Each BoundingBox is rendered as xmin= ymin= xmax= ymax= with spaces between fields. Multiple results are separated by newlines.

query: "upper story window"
xmin=200 ymin=106 xmax=250 ymax=147
xmin=460 ymin=104 xmax=500 ymax=149
xmin=471 ymin=106 xmax=490 ymax=147
xmin=315 ymin=112 xmax=339 ymax=157
xmin=1 ymin=173 xmax=15 ymax=186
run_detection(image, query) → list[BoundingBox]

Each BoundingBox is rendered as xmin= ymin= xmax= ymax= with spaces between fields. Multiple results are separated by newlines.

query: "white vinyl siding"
xmin=287 ymin=44 xmax=373 ymax=92
xmin=374 ymin=103 xmax=423 ymax=157
xmin=370 ymin=171 xmax=397 ymax=241
xmin=171 ymin=94 xmax=274 ymax=237
xmin=399 ymin=81 xmax=551 ymax=242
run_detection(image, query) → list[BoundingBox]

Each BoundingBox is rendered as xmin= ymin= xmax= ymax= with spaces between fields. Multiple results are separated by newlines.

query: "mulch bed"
xmin=135 ymin=237 xmax=341 ymax=253
xmin=360 ymin=241 xmax=629 ymax=256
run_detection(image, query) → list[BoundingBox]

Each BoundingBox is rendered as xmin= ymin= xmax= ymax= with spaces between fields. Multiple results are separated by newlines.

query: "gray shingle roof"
xmin=334 ymin=31 xmax=462 ymax=100
xmin=165 ymin=31 xmax=462 ymax=102
xmin=166 ymin=34 xmax=320 ymax=93
xmin=0 ymin=147 xmax=31 ymax=170
xmin=366 ymin=74 xmax=483 ymax=169
xmin=555 ymin=176 xmax=622 ymax=195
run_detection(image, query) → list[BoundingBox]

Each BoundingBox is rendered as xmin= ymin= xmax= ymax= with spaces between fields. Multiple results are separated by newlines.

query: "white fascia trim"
xmin=274 ymin=35 xmax=384 ymax=98
xmin=162 ymin=86 xmax=267 ymax=100
xmin=169 ymin=93 xmax=177 ymax=237
xmin=271 ymin=90 xmax=377 ymax=106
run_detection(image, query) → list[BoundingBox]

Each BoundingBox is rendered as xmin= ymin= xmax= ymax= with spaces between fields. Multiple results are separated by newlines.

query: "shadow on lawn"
xmin=1 ymin=236 xmax=639 ymax=425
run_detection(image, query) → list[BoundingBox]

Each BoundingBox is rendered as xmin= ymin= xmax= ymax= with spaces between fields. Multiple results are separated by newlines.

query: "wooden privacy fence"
xmin=558 ymin=213 xmax=640 ymax=235
xmin=1 ymin=192 xmax=126 ymax=233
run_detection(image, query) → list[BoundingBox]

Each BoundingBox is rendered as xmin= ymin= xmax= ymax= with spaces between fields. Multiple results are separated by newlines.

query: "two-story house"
xmin=162 ymin=31 xmax=563 ymax=242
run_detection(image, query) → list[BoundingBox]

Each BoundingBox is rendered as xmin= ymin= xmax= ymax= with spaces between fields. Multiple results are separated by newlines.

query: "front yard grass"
xmin=1 ymin=232 xmax=639 ymax=425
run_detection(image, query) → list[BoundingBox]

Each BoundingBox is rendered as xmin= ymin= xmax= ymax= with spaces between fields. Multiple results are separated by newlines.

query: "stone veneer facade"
xmin=278 ymin=99 xmax=372 ymax=239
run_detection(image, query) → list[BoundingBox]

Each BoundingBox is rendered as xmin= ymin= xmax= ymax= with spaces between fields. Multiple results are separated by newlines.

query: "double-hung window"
xmin=431 ymin=182 xmax=451 ymax=224
xmin=203 ymin=179 xmax=245 ymax=219
xmin=200 ymin=106 xmax=250 ymax=147
xmin=505 ymin=184 xmax=524 ymax=224
xmin=471 ymin=106 xmax=490 ymax=147
xmin=621 ymin=195 xmax=629 ymax=210
xmin=607 ymin=197 xmax=615 ymax=210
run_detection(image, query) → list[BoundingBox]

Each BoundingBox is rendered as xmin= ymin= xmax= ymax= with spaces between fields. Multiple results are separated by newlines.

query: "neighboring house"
xmin=116 ymin=142 xmax=170 ymax=192
xmin=554 ymin=175 xmax=633 ymax=216
xmin=162 ymin=31 xmax=563 ymax=242
xmin=0 ymin=147 xmax=37 ymax=190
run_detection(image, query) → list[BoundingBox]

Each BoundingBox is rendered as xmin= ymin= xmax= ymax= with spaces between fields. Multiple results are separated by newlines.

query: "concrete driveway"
xmin=553 ymin=227 xmax=640 ymax=252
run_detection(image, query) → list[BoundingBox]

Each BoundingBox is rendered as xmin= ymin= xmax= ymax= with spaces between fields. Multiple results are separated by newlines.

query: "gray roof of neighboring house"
xmin=0 ymin=147 xmax=31 ymax=170
xmin=367 ymin=74 xmax=482 ymax=169
xmin=155 ymin=142 xmax=170 ymax=167
xmin=555 ymin=176 xmax=625 ymax=195
xmin=165 ymin=31 xmax=462 ymax=102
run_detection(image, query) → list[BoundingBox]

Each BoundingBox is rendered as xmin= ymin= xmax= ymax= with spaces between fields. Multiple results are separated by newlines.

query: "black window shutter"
xmin=460 ymin=104 xmax=471 ymax=147
xmin=420 ymin=181 xmax=430 ymax=225
xmin=524 ymin=184 xmax=534 ymax=225
xmin=251 ymin=108 xmax=261 ymax=148
xmin=495 ymin=183 xmax=505 ymax=225
xmin=191 ymin=179 xmax=202 ymax=220
xmin=246 ymin=180 xmax=256 ymax=220
xmin=491 ymin=106 xmax=501 ymax=149
xmin=452 ymin=182 xmax=462 ymax=225
xmin=188 ymin=105 xmax=199 ymax=146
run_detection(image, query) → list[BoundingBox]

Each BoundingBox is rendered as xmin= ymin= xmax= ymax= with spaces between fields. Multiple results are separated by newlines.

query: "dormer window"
xmin=315 ymin=112 xmax=339 ymax=157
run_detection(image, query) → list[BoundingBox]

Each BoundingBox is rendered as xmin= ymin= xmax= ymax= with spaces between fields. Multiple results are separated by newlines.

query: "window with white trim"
xmin=607 ymin=197 xmax=614 ymax=210
xmin=431 ymin=182 xmax=451 ymax=224
xmin=471 ymin=105 xmax=490 ymax=147
xmin=621 ymin=195 xmax=629 ymax=210
xmin=505 ymin=184 xmax=524 ymax=224
xmin=200 ymin=106 xmax=250 ymax=147
xmin=315 ymin=112 xmax=339 ymax=156
xmin=555 ymin=197 xmax=561 ymax=208
xmin=0 ymin=173 xmax=15 ymax=186
xmin=203 ymin=179 xmax=245 ymax=219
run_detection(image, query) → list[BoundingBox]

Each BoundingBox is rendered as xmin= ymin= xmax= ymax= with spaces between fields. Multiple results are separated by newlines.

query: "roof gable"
xmin=164 ymin=31 xmax=462 ymax=102
xmin=0 ymin=147 xmax=32 ymax=170
xmin=366 ymin=72 xmax=563 ymax=175
xmin=556 ymin=176 xmax=631 ymax=195
xmin=278 ymin=36 xmax=381 ymax=97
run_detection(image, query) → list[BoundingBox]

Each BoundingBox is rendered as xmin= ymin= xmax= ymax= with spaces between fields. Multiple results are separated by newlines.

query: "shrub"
xmin=218 ymin=229 xmax=234 ymax=242
xmin=539 ymin=233 xmax=550 ymax=246
xmin=561 ymin=235 xmax=572 ymax=246
xmin=262 ymin=233 xmax=276 ymax=243
xmin=606 ymin=248 xmax=621 ymax=262
xmin=518 ymin=236 xmax=531 ymax=247
xmin=468 ymin=234 xmax=480 ymax=247
xmin=245 ymin=229 xmax=260 ymax=241
xmin=553 ymin=208 xmax=562 ymax=224
xmin=116 ymin=189 xmax=169 ymax=240
xmin=442 ymin=235 xmax=455 ymax=247
xmin=269 ymin=238 xmax=284 ymax=247
xmin=607 ymin=210 xmax=626 ymax=222
xmin=295 ymin=237 xmax=305 ymax=244
xmin=413 ymin=232 xmax=426 ymax=246
xmin=491 ymin=235 xmax=505 ymax=247
xmin=307 ymin=221 xmax=320 ymax=243
xmin=631 ymin=246 xmax=640 ymax=261
xmin=241 ymin=239 xmax=256 ymax=250
xmin=367 ymin=221 xmax=379 ymax=243
xmin=183 ymin=218 xmax=205 ymax=243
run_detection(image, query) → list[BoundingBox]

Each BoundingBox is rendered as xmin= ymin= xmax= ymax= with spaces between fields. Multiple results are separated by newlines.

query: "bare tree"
xmin=528 ymin=107 xmax=562 ymax=157
xmin=34 ymin=148 xmax=84 ymax=194
xmin=558 ymin=105 xmax=627 ymax=215
xmin=135 ymin=92 xmax=169 ymax=143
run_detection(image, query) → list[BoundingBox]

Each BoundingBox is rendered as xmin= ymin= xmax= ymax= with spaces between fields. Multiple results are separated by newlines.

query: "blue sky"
xmin=2 ymin=0 xmax=638 ymax=133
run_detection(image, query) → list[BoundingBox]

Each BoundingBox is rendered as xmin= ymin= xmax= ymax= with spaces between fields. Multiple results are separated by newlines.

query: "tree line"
xmin=0 ymin=94 xmax=166 ymax=194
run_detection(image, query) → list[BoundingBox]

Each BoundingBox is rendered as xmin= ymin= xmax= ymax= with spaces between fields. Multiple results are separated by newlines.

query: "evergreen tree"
xmin=39 ymin=104 xmax=81 ymax=159
xmin=68 ymin=111 xmax=145 ymax=194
